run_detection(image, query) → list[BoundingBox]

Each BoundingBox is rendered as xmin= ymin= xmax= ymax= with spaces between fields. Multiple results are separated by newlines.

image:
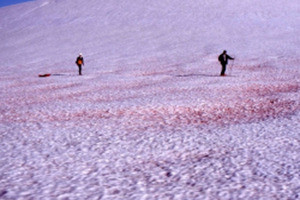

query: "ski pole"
xmin=230 ymin=58 xmax=234 ymax=75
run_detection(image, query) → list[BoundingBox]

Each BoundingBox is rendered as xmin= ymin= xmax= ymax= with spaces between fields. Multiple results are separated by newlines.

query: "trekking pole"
xmin=230 ymin=58 xmax=235 ymax=76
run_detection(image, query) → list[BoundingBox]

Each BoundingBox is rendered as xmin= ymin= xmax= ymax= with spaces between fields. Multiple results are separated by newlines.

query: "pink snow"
xmin=0 ymin=0 xmax=299 ymax=199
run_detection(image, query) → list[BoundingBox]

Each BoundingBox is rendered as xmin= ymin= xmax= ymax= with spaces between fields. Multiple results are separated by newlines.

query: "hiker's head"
xmin=79 ymin=53 xmax=83 ymax=57
xmin=223 ymin=50 xmax=227 ymax=54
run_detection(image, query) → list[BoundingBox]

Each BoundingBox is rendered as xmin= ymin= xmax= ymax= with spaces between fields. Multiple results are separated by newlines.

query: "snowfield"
xmin=0 ymin=0 xmax=299 ymax=199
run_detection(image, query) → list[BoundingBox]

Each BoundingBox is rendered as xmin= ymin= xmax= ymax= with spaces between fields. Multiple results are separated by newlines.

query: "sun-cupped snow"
xmin=0 ymin=0 xmax=299 ymax=199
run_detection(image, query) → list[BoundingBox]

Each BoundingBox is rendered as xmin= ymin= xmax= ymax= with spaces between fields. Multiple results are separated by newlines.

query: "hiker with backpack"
xmin=75 ymin=53 xmax=84 ymax=75
xmin=218 ymin=50 xmax=234 ymax=76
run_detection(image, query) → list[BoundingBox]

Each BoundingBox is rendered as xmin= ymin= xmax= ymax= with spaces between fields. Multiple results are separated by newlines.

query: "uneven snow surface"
xmin=0 ymin=0 xmax=299 ymax=199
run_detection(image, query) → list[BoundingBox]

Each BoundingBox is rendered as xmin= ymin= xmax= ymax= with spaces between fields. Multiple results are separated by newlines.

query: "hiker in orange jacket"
xmin=75 ymin=53 xmax=84 ymax=75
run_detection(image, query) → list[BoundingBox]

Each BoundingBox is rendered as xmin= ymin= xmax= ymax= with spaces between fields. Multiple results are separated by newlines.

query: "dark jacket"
xmin=76 ymin=56 xmax=84 ymax=66
xmin=218 ymin=53 xmax=233 ymax=65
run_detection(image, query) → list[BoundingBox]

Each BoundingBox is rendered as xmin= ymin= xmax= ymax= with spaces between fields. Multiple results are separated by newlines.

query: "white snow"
xmin=0 ymin=0 xmax=299 ymax=199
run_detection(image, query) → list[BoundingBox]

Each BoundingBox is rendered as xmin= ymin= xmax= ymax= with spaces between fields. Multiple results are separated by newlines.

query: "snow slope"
xmin=0 ymin=0 xmax=299 ymax=199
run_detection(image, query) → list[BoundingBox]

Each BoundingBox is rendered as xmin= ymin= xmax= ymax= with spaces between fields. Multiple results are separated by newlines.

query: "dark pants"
xmin=220 ymin=63 xmax=227 ymax=75
xmin=77 ymin=64 xmax=82 ymax=75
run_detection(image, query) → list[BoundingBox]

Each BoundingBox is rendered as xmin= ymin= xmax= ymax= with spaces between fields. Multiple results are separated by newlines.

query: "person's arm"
xmin=227 ymin=55 xmax=234 ymax=60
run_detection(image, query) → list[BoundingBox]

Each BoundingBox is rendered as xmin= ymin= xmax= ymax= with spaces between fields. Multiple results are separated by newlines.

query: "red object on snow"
xmin=38 ymin=74 xmax=51 ymax=77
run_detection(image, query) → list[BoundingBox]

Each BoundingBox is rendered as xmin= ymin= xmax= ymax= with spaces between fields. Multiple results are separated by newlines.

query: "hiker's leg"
xmin=221 ymin=64 xmax=226 ymax=75
xmin=78 ymin=65 xmax=82 ymax=75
